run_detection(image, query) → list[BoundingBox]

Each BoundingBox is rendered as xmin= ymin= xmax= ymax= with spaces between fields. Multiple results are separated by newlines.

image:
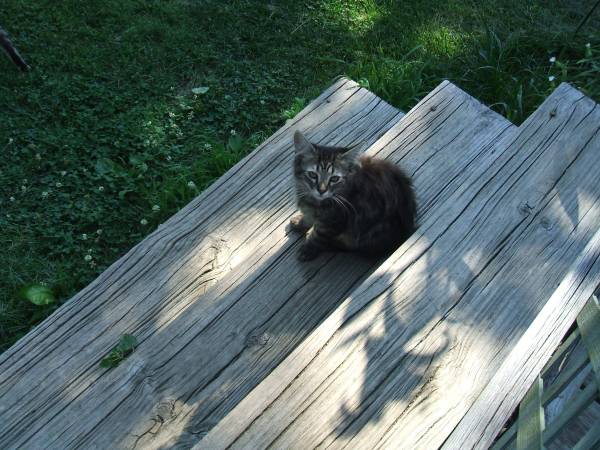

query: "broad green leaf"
xmin=20 ymin=284 xmax=55 ymax=306
xmin=100 ymin=334 xmax=138 ymax=368
xmin=95 ymin=157 xmax=127 ymax=177
xmin=358 ymin=78 xmax=370 ymax=89
xmin=117 ymin=333 xmax=138 ymax=352
xmin=118 ymin=189 xmax=133 ymax=200
xmin=228 ymin=134 xmax=244 ymax=153
xmin=100 ymin=353 xmax=120 ymax=368
xmin=95 ymin=157 xmax=114 ymax=175
xmin=191 ymin=86 xmax=209 ymax=95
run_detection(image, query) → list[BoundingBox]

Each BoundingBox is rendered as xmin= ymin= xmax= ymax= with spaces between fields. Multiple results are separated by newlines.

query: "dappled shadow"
xmin=3 ymin=82 xmax=598 ymax=450
xmin=0 ymin=76 xmax=404 ymax=449
xmin=2 ymin=2 xmax=600 ymax=450
xmin=333 ymin=271 xmax=451 ymax=439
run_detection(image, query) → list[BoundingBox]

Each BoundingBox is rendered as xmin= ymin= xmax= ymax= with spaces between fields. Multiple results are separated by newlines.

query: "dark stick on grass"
xmin=574 ymin=0 xmax=600 ymax=36
xmin=0 ymin=25 xmax=31 ymax=71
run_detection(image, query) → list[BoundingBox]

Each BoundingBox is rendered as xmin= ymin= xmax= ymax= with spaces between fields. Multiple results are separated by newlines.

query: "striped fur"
xmin=291 ymin=130 xmax=416 ymax=261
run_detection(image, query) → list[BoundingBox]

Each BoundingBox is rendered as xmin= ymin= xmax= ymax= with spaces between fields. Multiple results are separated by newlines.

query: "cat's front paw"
xmin=297 ymin=243 xmax=320 ymax=261
xmin=289 ymin=214 xmax=310 ymax=233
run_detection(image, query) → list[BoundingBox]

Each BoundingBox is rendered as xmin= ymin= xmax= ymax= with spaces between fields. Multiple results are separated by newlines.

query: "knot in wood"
xmin=518 ymin=201 xmax=534 ymax=216
xmin=154 ymin=398 xmax=178 ymax=422
xmin=245 ymin=330 xmax=270 ymax=348
xmin=540 ymin=217 xmax=554 ymax=230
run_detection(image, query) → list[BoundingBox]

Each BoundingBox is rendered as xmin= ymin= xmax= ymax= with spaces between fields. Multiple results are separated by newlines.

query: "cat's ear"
xmin=339 ymin=143 xmax=362 ymax=161
xmin=294 ymin=130 xmax=315 ymax=155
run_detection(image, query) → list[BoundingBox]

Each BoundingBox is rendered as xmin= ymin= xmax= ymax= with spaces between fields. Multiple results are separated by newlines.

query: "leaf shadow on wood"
xmin=333 ymin=269 xmax=452 ymax=439
xmin=4 ymin=18 xmax=600 ymax=448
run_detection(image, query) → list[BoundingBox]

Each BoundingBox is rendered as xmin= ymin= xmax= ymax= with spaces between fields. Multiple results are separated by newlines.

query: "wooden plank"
xmin=0 ymin=78 xmax=400 ymax=449
xmin=0 ymin=79 xmax=515 ymax=449
xmin=199 ymin=83 xmax=600 ymax=450
xmin=493 ymin=330 xmax=591 ymax=449
xmin=481 ymin=296 xmax=600 ymax=450
xmin=572 ymin=414 xmax=600 ymax=450
xmin=576 ymin=295 xmax=600 ymax=390
xmin=544 ymin=380 xmax=598 ymax=444
xmin=492 ymin=327 xmax=596 ymax=449
xmin=544 ymin=340 xmax=590 ymax=408
xmin=516 ymin=378 xmax=544 ymax=450
xmin=549 ymin=399 xmax=600 ymax=450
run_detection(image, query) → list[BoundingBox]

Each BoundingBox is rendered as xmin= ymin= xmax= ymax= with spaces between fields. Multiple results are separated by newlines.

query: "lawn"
xmin=1 ymin=0 xmax=599 ymax=351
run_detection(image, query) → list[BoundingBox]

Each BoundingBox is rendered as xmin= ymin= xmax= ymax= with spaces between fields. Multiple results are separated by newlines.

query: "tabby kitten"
xmin=290 ymin=130 xmax=417 ymax=261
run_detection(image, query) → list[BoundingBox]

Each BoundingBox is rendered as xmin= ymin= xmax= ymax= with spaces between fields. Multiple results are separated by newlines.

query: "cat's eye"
xmin=306 ymin=171 xmax=318 ymax=180
xmin=330 ymin=175 xmax=341 ymax=183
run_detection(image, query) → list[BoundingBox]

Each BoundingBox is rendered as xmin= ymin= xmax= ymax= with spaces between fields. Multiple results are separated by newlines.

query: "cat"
xmin=290 ymin=130 xmax=417 ymax=261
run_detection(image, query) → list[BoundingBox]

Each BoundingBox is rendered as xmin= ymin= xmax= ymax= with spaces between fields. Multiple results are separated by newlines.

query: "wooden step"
xmin=0 ymin=79 xmax=515 ymax=449
xmin=0 ymin=77 xmax=401 ymax=449
xmin=198 ymin=83 xmax=600 ymax=450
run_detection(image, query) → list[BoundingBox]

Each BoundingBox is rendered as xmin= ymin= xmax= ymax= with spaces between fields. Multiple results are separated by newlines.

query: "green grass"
xmin=1 ymin=0 xmax=599 ymax=351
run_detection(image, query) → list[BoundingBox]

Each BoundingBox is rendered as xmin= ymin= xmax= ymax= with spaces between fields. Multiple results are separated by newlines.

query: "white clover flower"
xmin=60 ymin=171 xmax=67 ymax=176
xmin=98 ymin=186 xmax=105 ymax=192
xmin=549 ymin=56 xmax=556 ymax=63
xmin=259 ymin=99 xmax=265 ymax=105
xmin=187 ymin=181 xmax=196 ymax=188
xmin=152 ymin=204 xmax=160 ymax=212
xmin=8 ymin=138 xmax=13 ymax=144
xmin=140 ymin=218 xmax=148 ymax=226
xmin=169 ymin=111 xmax=176 ymax=117
xmin=41 ymin=191 xmax=49 ymax=198
xmin=21 ymin=186 xmax=26 ymax=192
xmin=548 ymin=75 xmax=556 ymax=82
xmin=230 ymin=129 xmax=236 ymax=136
xmin=9 ymin=196 xmax=15 ymax=202
xmin=55 ymin=182 xmax=63 ymax=188
xmin=96 ymin=229 xmax=103 ymax=235
xmin=204 ymin=143 xmax=212 ymax=150
xmin=586 ymin=43 xmax=591 ymax=48
xmin=84 ymin=254 xmax=93 ymax=262
xmin=82 ymin=233 xmax=88 ymax=240
xmin=35 ymin=153 xmax=41 ymax=160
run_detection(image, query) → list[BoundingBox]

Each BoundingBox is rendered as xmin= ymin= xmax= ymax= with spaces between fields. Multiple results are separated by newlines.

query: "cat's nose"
xmin=317 ymin=183 xmax=327 ymax=194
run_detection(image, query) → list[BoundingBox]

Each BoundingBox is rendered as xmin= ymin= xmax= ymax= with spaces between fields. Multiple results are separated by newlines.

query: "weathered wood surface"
xmin=199 ymin=83 xmax=600 ymax=450
xmin=0 ymin=78 xmax=399 ymax=449
xmin=493 ymin=297 xmax=600 ymax=450
xmin=0 ymin=78 xmax=515 ymax=449
xmin=547 ymin=372 xmax=600 ymax=450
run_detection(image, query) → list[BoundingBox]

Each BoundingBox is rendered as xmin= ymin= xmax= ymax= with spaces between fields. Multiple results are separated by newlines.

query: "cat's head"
xmin=293 ymin=130 xmax=359 ymax=203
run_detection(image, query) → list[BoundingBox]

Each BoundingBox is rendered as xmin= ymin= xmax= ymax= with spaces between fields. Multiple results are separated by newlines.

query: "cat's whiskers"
xmin=292 ymin=130 xmax=416 ymax=258
xmin=331 ymin=196 xmax=352 ymax=217
xmin=335 ymin=194 xmax=357 ymax=216
xmin=296 ymin=191 xmax=311 ymax=201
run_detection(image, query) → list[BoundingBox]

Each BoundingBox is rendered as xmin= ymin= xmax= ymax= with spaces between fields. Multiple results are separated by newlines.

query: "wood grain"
xmin=0 ymin=78 xmax=515 ymax=450
xmin=199 ymin=83 xmax=600 ymax=450
xmin=0 ymin=78 xmax=400 ymax=449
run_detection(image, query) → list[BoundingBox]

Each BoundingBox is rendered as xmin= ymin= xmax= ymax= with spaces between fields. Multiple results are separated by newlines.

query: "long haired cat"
xmin=291 ymin=130 xmax=416 ymax=261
